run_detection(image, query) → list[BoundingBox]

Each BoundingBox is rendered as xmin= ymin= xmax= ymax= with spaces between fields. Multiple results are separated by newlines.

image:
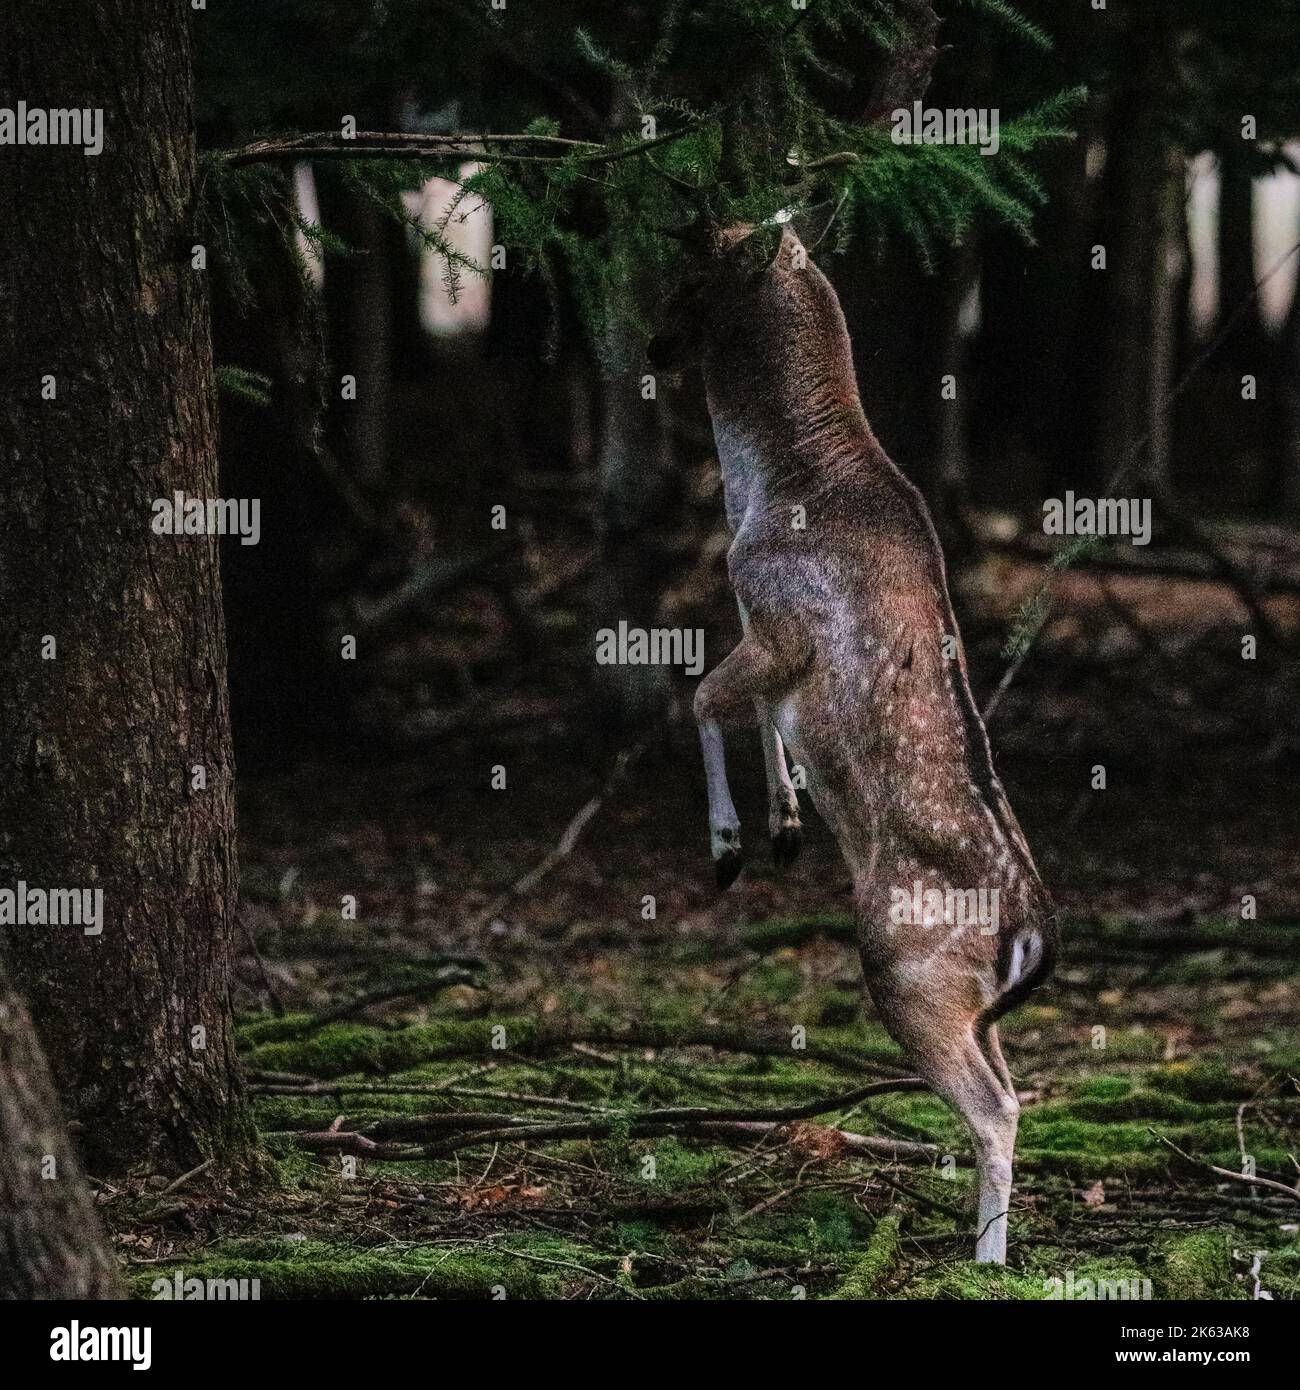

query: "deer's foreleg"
xmin=698 ymin=719 xmax=743 ymax=888
xmin=695 ymin=627 xmax=803 ymax=890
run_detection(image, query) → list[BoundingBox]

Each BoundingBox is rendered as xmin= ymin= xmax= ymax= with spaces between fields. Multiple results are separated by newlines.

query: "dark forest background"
xmin=199 ymin=0 xmax=1300 ymax=752
xmin=3 ymin=0 xmax=1300 ymax=1304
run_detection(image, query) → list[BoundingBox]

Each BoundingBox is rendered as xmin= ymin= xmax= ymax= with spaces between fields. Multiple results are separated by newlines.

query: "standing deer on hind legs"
xmin=649 ymin=223 xmax=1057 ymax=1264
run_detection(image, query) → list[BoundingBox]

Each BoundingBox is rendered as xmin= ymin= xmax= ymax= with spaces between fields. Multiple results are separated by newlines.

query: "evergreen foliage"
xmin=196 ymin=1 xmax=1082 ymax=344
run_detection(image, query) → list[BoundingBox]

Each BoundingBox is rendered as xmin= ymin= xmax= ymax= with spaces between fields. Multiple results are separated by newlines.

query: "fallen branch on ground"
xmin=354 ymin=1076 xmax=927 ymax=1142
xmin=255 ymin=1016 xmax=914 ymax=1078
xmin=1151 ymin=1130 xmax=1300 ymax=1204
xmin=286 ymin=1077 xmax=943 ymax=1165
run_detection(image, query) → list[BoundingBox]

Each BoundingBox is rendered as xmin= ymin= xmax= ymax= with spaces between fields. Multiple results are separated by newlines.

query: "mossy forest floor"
xmin=107 ymin=593 xmax=1300 ymax=1299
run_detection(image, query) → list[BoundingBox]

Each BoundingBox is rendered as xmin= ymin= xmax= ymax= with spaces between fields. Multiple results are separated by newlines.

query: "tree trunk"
xmin=589 ymin=88 xmax=675 ymax=728
xmin=1093 ymin=84 xmax=1165 ymax=488
xmin=1274 ymin=208 xmax=1300 ymax=516
xmin=1147 ymin=147 xmax=1186 ymax=496
xmin=1215 ymin=146 xmax=1266 ymax=359
xmin=0 ymin=962 xmax=122 ymax=1299
xmin=592 ymin=316 xmax=675 ymax=727
xmin=318 ymin=172 xmax=394 ymax=496
xmin=0 ymin=0 xmax=253 ymax=1175
xmin=213 ymin=186 xmax=348 ymax=750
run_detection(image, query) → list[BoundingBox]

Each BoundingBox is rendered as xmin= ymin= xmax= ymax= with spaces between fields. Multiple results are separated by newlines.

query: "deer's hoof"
xmin=771 ymin=823 xmax=802 ymax=866
xmin=715 ymin=846 xmax=744 ymax=890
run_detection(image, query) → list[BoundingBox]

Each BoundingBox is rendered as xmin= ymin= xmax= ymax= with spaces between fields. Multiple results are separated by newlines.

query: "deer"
xmin=648 ymin=222 xmax=1057 ymax=1264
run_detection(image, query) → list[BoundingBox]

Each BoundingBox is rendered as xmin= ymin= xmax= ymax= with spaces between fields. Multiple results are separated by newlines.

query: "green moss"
xmin=743 ymin=962 xmax=804 ymax=1006
xmin=898 ymin=1261 xmax=1046 ymax=1300
xmin=1254 ymin=1245 xmax=1300 ymax=1299
xmin=1021 ymin=1107 xmax=1163 ymax=1154
xmin=1063 ymin=914 xmax=1300 ymax=957
xmin=242 ymin=1017 xmax=538 ymax=1077
xmin=1037 ymin=1257 xmax=1154 ymax=1301
xmin=802 ymin=1192 xmax=872 ymax=1254
xmin=1157 ymin=1062 xmax=1252 ymax=1103
xmin=1159 ymin=1233 xmax=1242 ymax=1300
xmin=1069 ymin=1075 xmax=1134 ymax=1102
xmin=1064 ymin=1090 xmax=1207 ymax=1122
xmin=127 ymin=1239 xmax=559 ymax=1300
xmin=631 ymin=1136 xmax=730 ymax=1188
xmin=826 ymin=1214 xmax=901 ymax=1299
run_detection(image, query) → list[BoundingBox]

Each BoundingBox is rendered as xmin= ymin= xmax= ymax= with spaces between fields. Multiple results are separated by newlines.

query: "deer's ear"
xmin=715 ymin=223 xmax=787 ymax=280
xmin=714 ymin=223 xmax=758 ymax=255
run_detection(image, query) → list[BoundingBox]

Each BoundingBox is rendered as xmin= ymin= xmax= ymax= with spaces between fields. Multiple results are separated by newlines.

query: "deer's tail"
xmin=986 ymin=912 xmax=1058 ymax=1023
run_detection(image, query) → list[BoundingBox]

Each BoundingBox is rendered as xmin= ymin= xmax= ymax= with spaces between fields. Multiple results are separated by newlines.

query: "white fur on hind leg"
xmin=973 ymin=1102 xmax=1018 ymax=1264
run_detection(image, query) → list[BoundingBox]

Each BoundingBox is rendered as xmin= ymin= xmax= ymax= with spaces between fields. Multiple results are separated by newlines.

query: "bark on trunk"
xmin=1093 ymin=86 xmax=1165 ymax=487
xmin=0 ymin=961 xmax=122 ymax=1299
xmin=0 ymin=0 xmax=253 ymax=1174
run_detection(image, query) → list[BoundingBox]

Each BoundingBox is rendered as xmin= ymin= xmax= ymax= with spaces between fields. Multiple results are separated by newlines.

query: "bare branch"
xmin=1152 ymin=1129 xmax=1300 ymax=1204
xmin=286 ymin=1078 xmax=941 ymax=1165
xmin=220 ymin=130 xmax=599 ymax=168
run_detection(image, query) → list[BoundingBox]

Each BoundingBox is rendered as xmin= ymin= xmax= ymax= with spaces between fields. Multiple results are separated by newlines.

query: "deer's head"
xmin=646 ymin=222 xmax=784 ymax=371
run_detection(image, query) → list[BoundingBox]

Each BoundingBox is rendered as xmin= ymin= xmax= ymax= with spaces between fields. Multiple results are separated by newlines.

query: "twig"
xmin=1236 ymin=1103 xmax=1257 ymax=1200
xmin=220 ymin=130 xmax=599 ymax=167
xmin=381 ymin=1080 xmax=935 ymax=1159
xmin=488 ymin=1245 xmax=640 ymax=1297
xmin=1151 ymin=1129 xmax=1300 ymax=1203
xmin=466 ymin=742 xmax=645 ymax=933
xmin=217 ymin=126 xmax=710 ymax=171
xmin=278 ymin=962 xmax=483 ymax=1034
xmin=346 ymin=543 xmax=513 ymax=640
xmin=1093 ymin=573 xmax=1179 ymax=681
xmin=359 ymin=1077 xmax=926 ymax=1145
xmin=161 ymin=1159 xmax=212 ymax=1195
xmin=287 ymin=1080 xmax=940 ymax=1166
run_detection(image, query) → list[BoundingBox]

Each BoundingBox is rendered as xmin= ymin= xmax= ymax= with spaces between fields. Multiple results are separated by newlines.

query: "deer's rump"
xmin=770 ymin=621 xmax=1056 ymax=1019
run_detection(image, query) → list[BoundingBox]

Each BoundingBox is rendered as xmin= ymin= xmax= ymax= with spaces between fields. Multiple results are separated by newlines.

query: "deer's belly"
xmin=772 ymin=689 xmax=895 ymax=872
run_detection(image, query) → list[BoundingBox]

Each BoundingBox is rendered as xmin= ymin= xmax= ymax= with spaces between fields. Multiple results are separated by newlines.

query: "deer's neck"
xmin=703 ymin=281 xmax=880 ymax=524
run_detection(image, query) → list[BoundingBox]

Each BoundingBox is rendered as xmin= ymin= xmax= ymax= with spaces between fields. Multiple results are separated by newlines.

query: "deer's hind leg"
xmin=869 ymin=977 xmax=1020 ymax=1264
xmin=757 ymin=704 xmax=801 ymax=865
xmin=939 ymin=1030 xmax=1019 ymax=1265
xmin=980 ymin=1020 xmax=1015 ymax=1097
xmin=735 ymin=601 xmax=801 ymax=866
